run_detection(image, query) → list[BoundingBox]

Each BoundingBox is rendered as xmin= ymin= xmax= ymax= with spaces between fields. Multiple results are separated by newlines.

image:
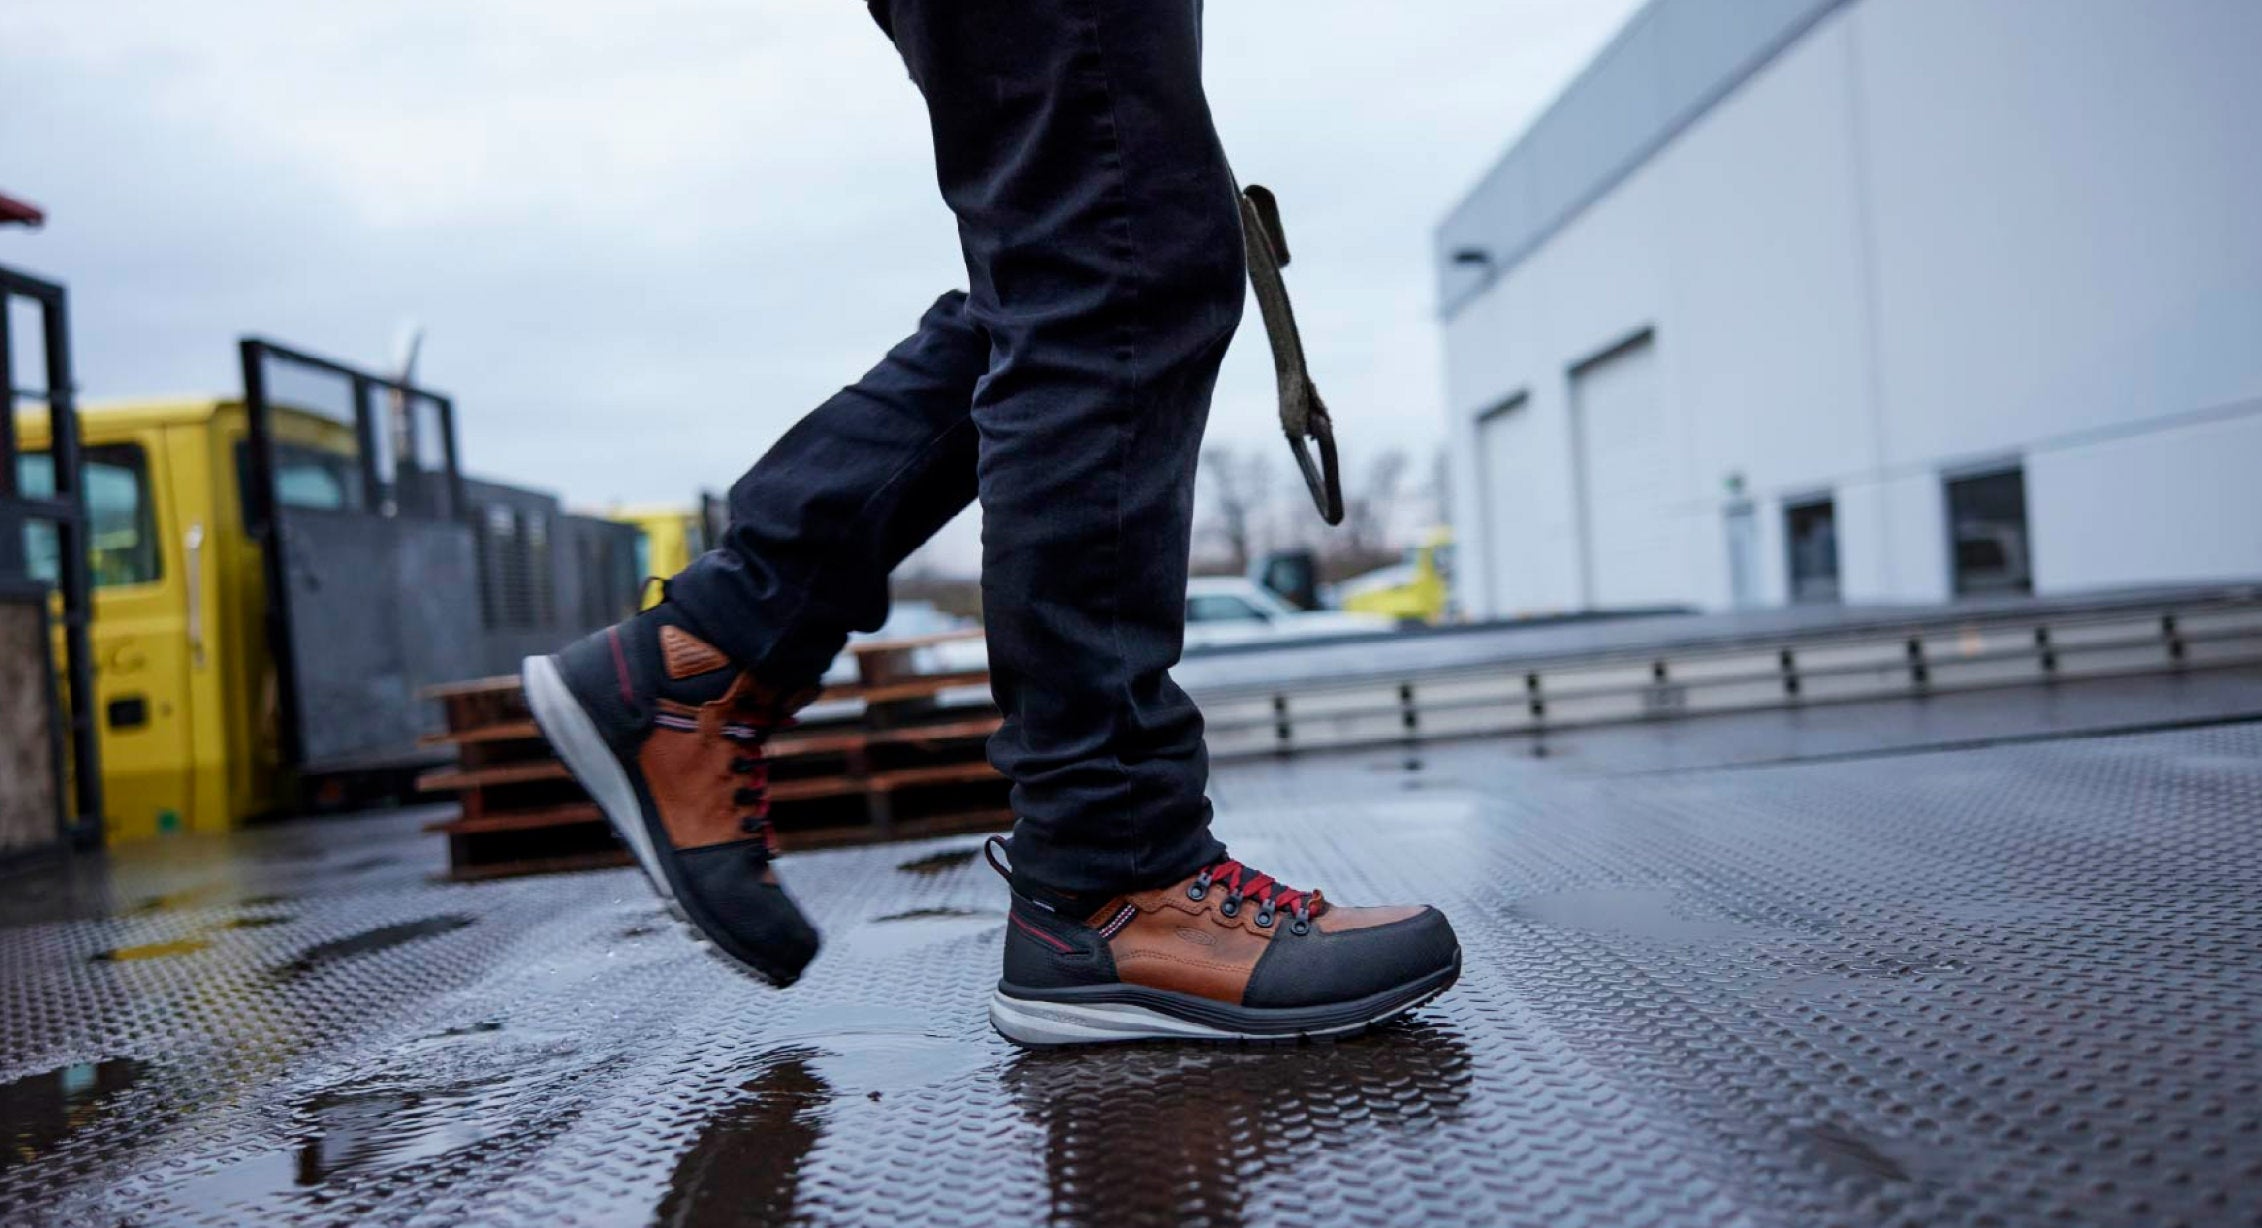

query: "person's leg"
xmin=522 ymin=290 xmax=985 ymax=987
xmin=667 ymin=290 xmax=985 ymax=687
xmin=880 ymin=0 xmax=1235 ymax=897
xmin=876 ymin=0 xmax=1463 ymax=1045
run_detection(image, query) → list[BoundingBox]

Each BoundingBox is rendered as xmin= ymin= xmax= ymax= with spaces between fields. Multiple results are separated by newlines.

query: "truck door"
xmin=18 ymin=438 xmax=196 ymax=836
xmin=239 ymin=339 xmax=482 ymax=771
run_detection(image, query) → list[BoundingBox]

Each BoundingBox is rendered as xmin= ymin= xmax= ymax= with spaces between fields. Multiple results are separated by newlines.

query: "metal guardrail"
xmin=1198 ymin=594 xmax=2262 ymax=759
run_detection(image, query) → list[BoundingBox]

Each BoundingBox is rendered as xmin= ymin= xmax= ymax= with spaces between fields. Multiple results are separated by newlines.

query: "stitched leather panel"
xmin=1105 ymin=881 xmax=1276 ymax=1005
xmin=660 ymin=625 xmax=730 ymax=680
xmin=639 ymin=674 xmax=764 ymax=850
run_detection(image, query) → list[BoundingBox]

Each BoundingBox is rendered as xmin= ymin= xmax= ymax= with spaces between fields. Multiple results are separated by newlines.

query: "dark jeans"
xmin=670 ymin=0 xmax=1240 ymax=896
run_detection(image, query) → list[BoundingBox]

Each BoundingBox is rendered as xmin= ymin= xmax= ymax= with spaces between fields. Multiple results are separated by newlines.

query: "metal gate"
xmin=238 ymin=339 xmax=483 ymax=771
xmin=0 ymin=263 xmax=101 ymax=850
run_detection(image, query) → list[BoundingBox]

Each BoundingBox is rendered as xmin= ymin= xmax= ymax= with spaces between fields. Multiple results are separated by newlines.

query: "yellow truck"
xmin=14 ymin=397 xmax=356 ymax=838
xmin=1336 ymin=528 xmax=1458 ymax=625
xmin=12 ymin=338 xmax=642 ymax=844
xmin=613 ymin=503 xmax=712 ymax=603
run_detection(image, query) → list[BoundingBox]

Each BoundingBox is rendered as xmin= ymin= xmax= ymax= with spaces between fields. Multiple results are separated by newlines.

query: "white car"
xmin=1182 ymin=577 xmax=1395 ymax=651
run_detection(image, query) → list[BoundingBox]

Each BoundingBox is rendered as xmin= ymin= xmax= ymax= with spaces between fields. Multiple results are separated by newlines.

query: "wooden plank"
xmin=446 ymin=849 xmax=633 ymax=883
xmin=846 ymin=628 xmax=985 ymax=655
xmin=768 ymin=714 xmax=1001 ymax=760
xmin=423 ymin=674 xmax=522 ymax=701
xmin=419 ymin=720 xmax=542 ymax=748
xmin=776 ymin=807 xmax=1013 ymax=852
xmin=424 ymin=802 xmax=604 ymax=837
xmin=868 ymin=761 xmax=1005 ymax=792
xmin=420 ymin=667 xmax=992 ymax=709
xmin=417 ymin=760 xmax=570 ymax=793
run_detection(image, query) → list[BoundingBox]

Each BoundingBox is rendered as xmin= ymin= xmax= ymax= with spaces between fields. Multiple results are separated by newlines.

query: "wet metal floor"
xmin=4 ymin=706 xmax=2261 ymax=1225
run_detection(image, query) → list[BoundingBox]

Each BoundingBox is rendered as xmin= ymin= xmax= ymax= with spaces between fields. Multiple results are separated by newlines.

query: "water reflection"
xmin=269 ymin=915 xmax=475 ymax=982
xmin=655 ymin=1050 xmax=830 ymax=1227
xmin=91 ymin=937 xmax=212 ymax=963
xmin=1004 ymin=1022 xmax=1474 ymax=1228
xmin=0 ymin=1057 xmax=145 ymax=1172
xmin=293 ymin=1082 xmax=497 ymax=1185
xmin=894 ymin=847 xmax=979 ymax=877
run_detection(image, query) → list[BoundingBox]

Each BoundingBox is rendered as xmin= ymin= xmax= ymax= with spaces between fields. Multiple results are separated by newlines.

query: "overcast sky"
xmin=1 ymin=0 xmax=1639 ymax=572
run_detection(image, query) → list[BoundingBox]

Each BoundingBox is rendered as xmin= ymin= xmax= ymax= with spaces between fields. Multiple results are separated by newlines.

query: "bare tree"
xmin=1197 ymin=445 xmax=1274 ymax=572
xmin=1341 ymin=447 xmax=1411 ymax=561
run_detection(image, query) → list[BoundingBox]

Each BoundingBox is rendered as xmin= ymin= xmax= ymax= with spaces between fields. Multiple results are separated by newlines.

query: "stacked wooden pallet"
xmin=418 ymin=630 xmax=1008 ymax=881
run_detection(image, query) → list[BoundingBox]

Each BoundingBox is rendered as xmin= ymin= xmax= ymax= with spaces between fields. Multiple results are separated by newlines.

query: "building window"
xmin=1783 ymin=496 xmax=1840 ymax=604
xmin=1945 ymin=466 xmax=2031 ymax=597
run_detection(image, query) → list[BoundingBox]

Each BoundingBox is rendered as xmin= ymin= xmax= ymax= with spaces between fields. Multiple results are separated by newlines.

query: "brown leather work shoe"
xmin=522 ymin=601 xmax=822 ymax=985
xmin=986 ymin=840 xmax=1460 ymax=1045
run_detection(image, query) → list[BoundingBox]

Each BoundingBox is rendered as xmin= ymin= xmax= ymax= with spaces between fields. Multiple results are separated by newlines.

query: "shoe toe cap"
xmin=1241 ymin=905 xmax=1459 ymax=1010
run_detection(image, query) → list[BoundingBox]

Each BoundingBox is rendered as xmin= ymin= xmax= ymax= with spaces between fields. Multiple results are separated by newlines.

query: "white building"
xmin=1437 ymin=0 xmax=2262 ymax=616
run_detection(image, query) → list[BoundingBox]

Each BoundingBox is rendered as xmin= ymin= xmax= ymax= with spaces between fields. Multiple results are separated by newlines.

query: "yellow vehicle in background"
xmin=613 ymin=503 xmax=714 ymax=605
xmin=615 ymin=504 xmax=706 ymax=585
xmin=14 ymin=398 xmax=358 ymax=839
xmin=1336 ymin=528 xmax=1457 ymax=625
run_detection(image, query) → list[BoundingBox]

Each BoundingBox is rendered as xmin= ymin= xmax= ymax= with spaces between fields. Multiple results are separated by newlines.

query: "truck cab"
xmin=612 ymin=504 xmax=711 ymax=605
xmin=14 ymin=398 xmax=356 ymax=838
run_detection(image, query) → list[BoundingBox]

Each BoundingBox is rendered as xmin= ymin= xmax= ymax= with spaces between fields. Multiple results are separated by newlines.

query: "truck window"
xmin=15 ymin=444 xmax=162 ymax=587
xmin=233 ymin=440 xmax=366 ymax=531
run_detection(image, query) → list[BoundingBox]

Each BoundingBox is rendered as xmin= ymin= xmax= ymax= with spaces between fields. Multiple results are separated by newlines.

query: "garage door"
xmin=1474 ymin=395 xmax=1565 ymax=616
xmin=1571 ymin=334 xmax=1683 ymax=608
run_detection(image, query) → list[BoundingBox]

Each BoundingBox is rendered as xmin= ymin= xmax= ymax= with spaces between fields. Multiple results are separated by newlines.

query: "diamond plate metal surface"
xmin=4 ymin=722 xmax=2260 ymax=1226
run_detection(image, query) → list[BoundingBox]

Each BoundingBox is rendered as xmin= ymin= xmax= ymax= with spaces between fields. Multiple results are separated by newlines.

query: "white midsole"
xmin=520 ymin=654 xmax=675 ymax=903
xmin=988 ymin=986 xmax=1444 ymax=1047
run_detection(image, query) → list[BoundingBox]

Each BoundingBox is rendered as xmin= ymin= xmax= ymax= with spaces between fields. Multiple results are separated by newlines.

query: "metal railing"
xmin=1196 ymin=592 xmax=2262 ymax=760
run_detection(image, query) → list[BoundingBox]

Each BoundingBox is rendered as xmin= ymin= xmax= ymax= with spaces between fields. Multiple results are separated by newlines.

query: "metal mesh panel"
xmin=2 ymin=722 xmax=2257 ymax=1225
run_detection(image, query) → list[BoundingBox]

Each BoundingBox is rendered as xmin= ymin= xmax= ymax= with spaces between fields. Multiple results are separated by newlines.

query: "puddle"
xmin=91 ymin=938 xmax=212 ymax=963
xmin=1796 ymin=1122 xmax=1956 ymax=1186
xmin=761 ymin=1007 xmax=992 ymax=1097
xmin=219 ymin=915 xmax=295 ymax=931
xmin=1802 ymin=1122 xmax=1909 ymax=1183
xmin=657 ymin=1022 xmax=989 ymax=1221
xmin=270 ymin=916 xmax=475 ymax=982
xmin=894 ymin=847 xmax=979 ymax=876
xmin=319 ymin=856 xmax=402 ymax=876
xmin=0 ymin=1057 xmax=145 ymax=1172
xmin=1511 ymin=887 xmax=1775 ymax=944
xmin=1003 ymin=1022 xmax=1474 ymax=1225
xmin=658 ymin=1052 xmax=830 ymax=1226
xmin=125 ymin=886 xmax=221 ymax=916
xmin=837 ymin=910 xmax=999 ymax=961
xmin=291 ymin=1082 xmax=497 ymax=1185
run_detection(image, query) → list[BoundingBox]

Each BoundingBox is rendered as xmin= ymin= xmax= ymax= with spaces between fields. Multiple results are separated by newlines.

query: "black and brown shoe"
xmin=521 ymin=601 xmax=822 ymax=985
xmin=986 ymin=841 xmax=1460 ymax=1045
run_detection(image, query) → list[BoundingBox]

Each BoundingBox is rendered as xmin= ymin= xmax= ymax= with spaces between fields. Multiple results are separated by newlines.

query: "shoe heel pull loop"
xmin=983 ymin=835 xmax=1013 ymax=883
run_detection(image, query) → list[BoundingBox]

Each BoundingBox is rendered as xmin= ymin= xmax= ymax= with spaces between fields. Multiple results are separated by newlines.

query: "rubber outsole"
xmin=520 ymin=654 xmax=802 ymax=987
xmin=989 ymin=953 xmax=1462 ymax=1047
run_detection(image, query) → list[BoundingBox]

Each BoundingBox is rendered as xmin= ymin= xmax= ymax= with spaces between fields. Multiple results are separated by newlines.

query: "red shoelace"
xmin=723 ymin=702 xmax=798 ymax=842
xmin=1190 ymin=858 xmax=1325 ymax=931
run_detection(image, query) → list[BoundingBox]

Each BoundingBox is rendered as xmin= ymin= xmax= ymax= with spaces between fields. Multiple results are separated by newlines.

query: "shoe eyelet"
xmin=1218 ymin=898 xmax=1239 ymax=918
xmin=1185 ymin=884 xmax=1207 ymax=901
xmin=1290 ymin=919 xmax=1310 ymax=936
xmin=1255 ymin=909 xmax=1275 ymax=929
